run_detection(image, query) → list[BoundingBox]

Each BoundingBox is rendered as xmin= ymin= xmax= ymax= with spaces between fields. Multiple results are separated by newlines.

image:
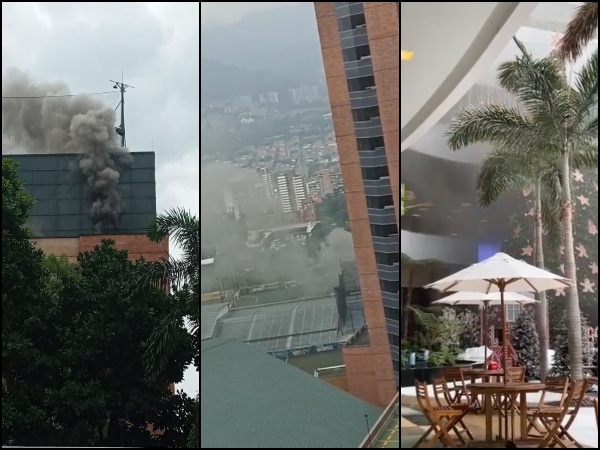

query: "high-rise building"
xmin=315 ymin=2 xmax=399 ymax=407
xmin=275 ymin=171 xmax=309 ymax=216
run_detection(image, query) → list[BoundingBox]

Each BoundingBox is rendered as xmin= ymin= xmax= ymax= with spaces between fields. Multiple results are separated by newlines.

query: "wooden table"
xmin=462 ymin=369 xmax=504 ymax=382
xmin=467 ymin=382 xmax=546 ymax=442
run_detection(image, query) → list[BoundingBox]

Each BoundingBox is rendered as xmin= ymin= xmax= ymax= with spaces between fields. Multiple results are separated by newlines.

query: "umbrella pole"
xmin=483 ymin=301 xmax=489 ymax=365
xmin=500 ymin=286 xmax=510 ymax=442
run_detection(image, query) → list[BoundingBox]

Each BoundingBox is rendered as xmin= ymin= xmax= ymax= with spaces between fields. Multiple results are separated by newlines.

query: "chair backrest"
xmin=594 ymin=398 xmax=598 ymax=430
xmin=441 ymin=367 xmax=466 ymax=403
xmin=539 ymin=376 xmax=569 ymax=408
xmin=415 ymin=379 xmax=433 ymax=412
xmin=506 ymin=366 xmax=525 ymax=383
xmin=431 ymin=377 xmax=450 ymax=406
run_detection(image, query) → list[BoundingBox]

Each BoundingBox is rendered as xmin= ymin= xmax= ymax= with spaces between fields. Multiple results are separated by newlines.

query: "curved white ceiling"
xmin=400 ymin=2 xmax=538 ymax=152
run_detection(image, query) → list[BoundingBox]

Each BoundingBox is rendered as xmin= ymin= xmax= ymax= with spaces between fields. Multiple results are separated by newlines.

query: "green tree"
xmin=2 ymin=159 xmax=51 ymax=444
xmin=446 ymin=44 xmax=598 ymax=379
xmin=558 ymin=2 xmax=598 ymax=61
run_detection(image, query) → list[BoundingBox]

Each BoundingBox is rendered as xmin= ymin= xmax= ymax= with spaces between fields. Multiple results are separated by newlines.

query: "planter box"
xmin=400 ymin=361 xmax=476 ymax=388
xmin=400 ymin=367 xmax=442 ymax=387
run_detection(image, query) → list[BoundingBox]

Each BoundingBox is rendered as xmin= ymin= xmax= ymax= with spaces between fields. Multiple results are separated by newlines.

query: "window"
xmin=383 ymin=306 xmax=400 ymax=321
xmin=506 ymin=304 xmax=521 ymax=322
xmin=370 ymin=223 xmax=398 ymax=237
xmin=357 ymin=136 xmax=385 ymax=151
xmin=376 ymin=252 xmax=400 ymax=266
xmin=352 ymin=106 xmax=379 ymax=122
xmin=347 ymin=75 xmax=375 ymax=92
xmin=388 ymin=333 xmax=400 ymax=347
xmin=342 ymin=44 xmax=371 ymax=62
xmin=392 ymin=359 xmax=400 ymax=372
xmin=361 ymin=166 xmax=389 ymax=180
xmin=366 ymin=195 xmax=394 ymax=209
xmin=380 ymin=279 xmax=399 ymax=293
xmin=337 ymin=13 xmax=366 ymax=32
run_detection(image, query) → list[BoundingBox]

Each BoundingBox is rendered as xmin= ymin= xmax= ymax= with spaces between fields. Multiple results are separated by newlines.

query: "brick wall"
xmin=315 ymin=1 xmax=397 ymax=409
xmin=32 ymin=234 xmax=169 ymax=262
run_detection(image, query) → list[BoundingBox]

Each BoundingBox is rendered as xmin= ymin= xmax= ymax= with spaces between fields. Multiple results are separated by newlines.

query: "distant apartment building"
xmin=275 ymin=171 xmax=309 ymax=215
xmin=315 ymin=1 xmax=399 ymax=407
xmin=259 ymin=167 xmax=276 ymax=199
xmin=315 ymin=168 xmax=335 ymax=196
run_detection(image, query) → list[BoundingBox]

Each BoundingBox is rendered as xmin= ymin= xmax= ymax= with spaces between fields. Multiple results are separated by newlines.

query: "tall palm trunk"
xmin=561 ymin=151 xmax=584 ymax=380
xmin=533 ymin=180 xmax=549 ymax=381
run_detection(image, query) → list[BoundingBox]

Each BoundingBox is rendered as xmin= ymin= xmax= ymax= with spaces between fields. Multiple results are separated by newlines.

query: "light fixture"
xmin=401 ymin=50 xmax=414 ymax=61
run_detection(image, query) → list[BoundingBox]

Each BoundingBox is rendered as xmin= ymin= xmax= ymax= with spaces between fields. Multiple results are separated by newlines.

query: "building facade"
xmin=315 ymin=1 xmax=399 ymax=407
xmin=3 ymin=151 xmax=168 ymax=261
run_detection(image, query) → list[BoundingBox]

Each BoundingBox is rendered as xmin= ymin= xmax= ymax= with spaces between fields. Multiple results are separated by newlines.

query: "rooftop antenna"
xmin=111 ymin=72 xmax=134 ymax=147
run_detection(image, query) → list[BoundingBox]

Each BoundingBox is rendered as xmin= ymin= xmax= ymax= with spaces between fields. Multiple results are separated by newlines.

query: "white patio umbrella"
xmin=424 ymin=252 xmax=570 ymax=381
xmin=432 ymin=291 xmax=539 ymax=364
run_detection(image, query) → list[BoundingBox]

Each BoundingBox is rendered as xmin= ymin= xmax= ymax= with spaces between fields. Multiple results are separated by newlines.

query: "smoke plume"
xmin=201 ymin=162 xmax=355 ymax=296
xmin=2 ymin=69 xmax=132 ymax=232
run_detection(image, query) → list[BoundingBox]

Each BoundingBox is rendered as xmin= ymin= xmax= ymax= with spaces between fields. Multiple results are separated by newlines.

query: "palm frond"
xmin=446 ymin=104 xmax=537 ymax=151
xmin=147 ymin=208 xmax=199 ymax=268
xmin=557 ymin=2 xmax=598 ymax=61
xmin=569 ymin=140 xmax=598 ymax=169
xmin=573 ymin=49 xmax=599 ymax=117
xmin=475 ymin=150 xmax=530 ymax=207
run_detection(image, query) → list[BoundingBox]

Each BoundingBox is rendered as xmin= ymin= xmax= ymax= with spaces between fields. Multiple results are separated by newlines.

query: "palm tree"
xmin=557 ymin=2 xmax=598 ymax=61
xmin=474 ymin=148 xmax=562 ymax=379
xmin=446 ymin=44 xmax=598 ymax=379
xmin=130 ymin=208 xmax=199 ymax=378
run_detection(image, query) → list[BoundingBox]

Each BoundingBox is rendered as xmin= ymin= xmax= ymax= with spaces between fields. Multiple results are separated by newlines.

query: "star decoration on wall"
xmin=513 ymin=225 xmax=522 ymax=238
xmin=521 ymin=245 xmax=534 ymax=257
xmin=560 ymin=263 xmax=565 ymax=274
xmin=554 ymin=288 xmax=566 ymax=297
xmin=589 ymin=262 xmax=598 ymax=275
xmin=576 ymin=243 xmax=588 ymax=258
xmin=588 ymin=220 xmax=598 ymax=236
xmin=580 ymin=278 xmax=596 ymax=294
xmin=577 ymin=195 xmax=590 ymax=206
xmin=573 ymin=170 xmax=584 ymax=182
xmin=522 ymin=187 xmax=532 ymax=197
xmin=594 ymin=181 xmax=598 ymax=192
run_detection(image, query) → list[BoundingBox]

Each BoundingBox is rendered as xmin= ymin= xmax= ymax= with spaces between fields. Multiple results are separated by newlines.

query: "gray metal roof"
xmin=200 ymin=338 xmax=382 ymax=448
xmin=211 ymin=296 xmax=365 ymax=353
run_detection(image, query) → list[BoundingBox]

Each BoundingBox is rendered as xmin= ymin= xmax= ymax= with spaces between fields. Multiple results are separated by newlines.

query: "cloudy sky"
xmin=200 ymin=2 xmax=296 ymax=26
xmin=2 ymin=1 xmax=199 ymax=396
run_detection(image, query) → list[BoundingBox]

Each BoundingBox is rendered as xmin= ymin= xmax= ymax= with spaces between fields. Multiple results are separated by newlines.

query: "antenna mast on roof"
xmin=111 ymin=72 xmax=134 ymax=147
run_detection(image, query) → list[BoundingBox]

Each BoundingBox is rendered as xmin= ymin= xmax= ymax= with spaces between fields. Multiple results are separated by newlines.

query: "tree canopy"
xmin=2 ymin=159 xmax=197 ymax=447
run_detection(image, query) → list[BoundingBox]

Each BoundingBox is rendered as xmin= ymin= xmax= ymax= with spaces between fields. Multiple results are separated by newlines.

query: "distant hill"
xmin=201 ymin=59 xmax=293 ymax=103
xmin=200 ymin=3 xmax=323 ymax=102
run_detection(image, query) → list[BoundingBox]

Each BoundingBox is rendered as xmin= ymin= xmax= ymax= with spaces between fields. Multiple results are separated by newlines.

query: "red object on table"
xmin=487 ymin=361 xmax=499 ymax=370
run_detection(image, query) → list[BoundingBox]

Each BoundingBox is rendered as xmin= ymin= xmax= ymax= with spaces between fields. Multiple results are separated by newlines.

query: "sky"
xmin=2 ymin=2 xmax=199 ymax=396
xmin=200 ymin=2 xmax=297 ymax=26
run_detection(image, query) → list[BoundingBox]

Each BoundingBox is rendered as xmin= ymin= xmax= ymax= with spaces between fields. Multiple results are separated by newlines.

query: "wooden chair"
xmin=528 ymin=378 xmax=588 ymax=448
xmin=414 ymin=380 xmax=472 ymax=448
xmin=526 ymin=376 xmax=569 ymax=437
xmin=441 ymin=367 xmax=470 ymax=404
xmin=430 ymin=377 xmax=475 ymax=440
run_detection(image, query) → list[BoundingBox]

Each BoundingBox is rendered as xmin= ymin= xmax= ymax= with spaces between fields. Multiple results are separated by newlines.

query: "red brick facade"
xmin=33 ymin=234 xmax=169 ymax=262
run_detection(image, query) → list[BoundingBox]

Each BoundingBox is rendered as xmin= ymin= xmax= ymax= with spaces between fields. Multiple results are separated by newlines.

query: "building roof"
xmin=201 ymin=338 xmax=382 ymax=448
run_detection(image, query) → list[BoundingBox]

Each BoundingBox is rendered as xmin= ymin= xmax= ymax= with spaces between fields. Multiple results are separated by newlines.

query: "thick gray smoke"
xmin=2 ymin=69 xmax=132 ymax=232
xmin=201 ymin=162 xmax=356 ymax=296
